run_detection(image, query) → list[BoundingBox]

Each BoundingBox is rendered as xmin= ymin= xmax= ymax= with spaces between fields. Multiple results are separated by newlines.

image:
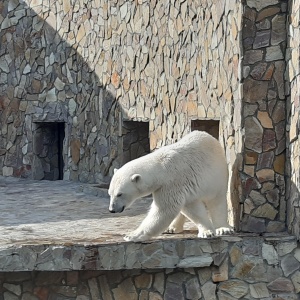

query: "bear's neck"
xmin=131 ymin=151 xmax=168 ymax=192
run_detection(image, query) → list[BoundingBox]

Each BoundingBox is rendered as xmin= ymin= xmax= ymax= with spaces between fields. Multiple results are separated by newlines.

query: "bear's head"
xmin=108 ymin=168 xmax=144 ymax=213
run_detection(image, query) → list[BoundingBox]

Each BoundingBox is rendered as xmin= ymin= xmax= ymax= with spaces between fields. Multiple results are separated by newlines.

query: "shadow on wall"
xmin=229 ymin=153 xmax=242 ymax=232
xmin=0 ymin=0 xmax=119 ymax=183
xmin=287 ymin=182 xmax=300 ymax=238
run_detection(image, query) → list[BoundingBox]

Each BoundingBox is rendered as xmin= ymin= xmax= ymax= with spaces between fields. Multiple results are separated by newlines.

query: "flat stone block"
xmin=244 ymin=50 xmax=263 ymax=64
xmin=281 ymin=254 xmax=300 ymax=277
xmin=218 ymin=280 xmax=249 ymax=298
xmin=266 ymin=45 xmax=284 ymax=61
xmin=177 ymin=255 xmax=213 ymax=268
xmin=253 ymin=30 xmax=270 ymax=49
xmin=250 ymin=282 xmax=269 ymax=298
xmin=246 ymin=0 xmax=279 ymax=11
xmin=267 ymin=277 xmax=295 ymax=293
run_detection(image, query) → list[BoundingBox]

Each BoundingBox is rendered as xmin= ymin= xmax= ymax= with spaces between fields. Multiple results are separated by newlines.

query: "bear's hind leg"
xmin=181 ymin=201 xmax=215 ymax=238
xmin=165 ymin=213 xmax=186 ymax=234
xmin=207 ymin=195 xmax=233 ymax=236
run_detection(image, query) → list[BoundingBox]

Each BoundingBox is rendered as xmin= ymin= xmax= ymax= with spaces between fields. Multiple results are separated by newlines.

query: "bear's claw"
xmin=216 ymin=227 xmax=234 ymax=236
xmin=164 ymin=226 xmax=184 ymax=234
xmin=124 ymin=231 xmax=150 ymax=242
xmin=198 ymin=229 xmax=215 ymax=238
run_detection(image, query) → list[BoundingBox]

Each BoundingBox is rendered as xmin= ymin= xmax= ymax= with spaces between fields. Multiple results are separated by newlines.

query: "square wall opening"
xmin=122 ymin=121 xmax=150 ymax=165
xmin=33 ymin=122 xmax=65 ymax=180
xmin=191 ymin=120 xmax=220 ymax=139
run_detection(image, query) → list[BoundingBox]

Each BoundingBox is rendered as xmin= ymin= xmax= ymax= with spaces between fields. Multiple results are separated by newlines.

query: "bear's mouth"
xmin=109 ymin=206 xmax=125 ymax=213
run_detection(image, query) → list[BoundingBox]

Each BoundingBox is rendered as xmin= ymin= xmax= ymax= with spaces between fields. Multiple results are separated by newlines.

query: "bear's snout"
xmin=109 ymin=204 xmax=125 ymax=213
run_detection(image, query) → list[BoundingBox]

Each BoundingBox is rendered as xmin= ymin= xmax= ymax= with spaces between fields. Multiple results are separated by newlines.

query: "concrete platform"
xmin=0 ymin=176 xmax=198 ymax=247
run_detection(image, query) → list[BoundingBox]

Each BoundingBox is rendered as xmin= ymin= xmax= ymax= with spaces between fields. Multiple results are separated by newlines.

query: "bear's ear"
xmin=114 ymin=168 xmax=118 ymax=174
xmin=131 ymin=174 xmax=141 ymax=183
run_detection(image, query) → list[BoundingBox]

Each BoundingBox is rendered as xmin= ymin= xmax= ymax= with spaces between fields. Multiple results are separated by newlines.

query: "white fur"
xmin=108 ymin=130 xmax=233 ymax=242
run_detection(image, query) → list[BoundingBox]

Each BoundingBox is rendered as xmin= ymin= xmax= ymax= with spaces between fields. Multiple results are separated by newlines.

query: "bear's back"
xmin=121 ymin=130 xmax=227 ymax=179
xmin=154 ymin=130 xmax=228 ymax=197
xmin=170 ymin=131 xmax=224 ymax=160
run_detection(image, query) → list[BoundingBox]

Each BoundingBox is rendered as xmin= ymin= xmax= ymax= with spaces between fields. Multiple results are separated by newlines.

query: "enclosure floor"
xmin=0 ymin=176 xmax=196 ymax=247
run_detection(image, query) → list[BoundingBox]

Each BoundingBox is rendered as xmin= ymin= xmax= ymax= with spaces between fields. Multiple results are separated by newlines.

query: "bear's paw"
xmin=164 ymin=225 xmax=184 ymax=234
xmin=198 ymin=229 xmax=215 ymax=238
xmin=124 ymin=230 xmax=150 ymax=242
xmin=216 ymin=227 xmax=234 ymax=236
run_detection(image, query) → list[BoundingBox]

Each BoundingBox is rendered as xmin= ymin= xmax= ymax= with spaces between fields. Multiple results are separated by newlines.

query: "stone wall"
xmin=2 ymin=0 xmax=300 ymax=235
xmin=286 ymin=0 xmax=300 ymax=240
xmin=0 ymin=235 xmax=299 ymax=299
xmin=239 ymin=0 xmax=288 ymax=233
xmin=0 ymin=0 xmax=242 ymax=184
xmin=0 ymin=0 xmax=118 ymax=183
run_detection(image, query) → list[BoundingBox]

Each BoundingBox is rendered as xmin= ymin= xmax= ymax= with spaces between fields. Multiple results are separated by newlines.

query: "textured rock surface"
xmin=0 ymin=0 xmax=245 ymax=236
xmin=286 ymin=0 xmax=300 ymax=241
xmin=0 ymin=176 xmax=299 ymax=299
xmin=0 ymin=0 xmax=241 ymax=187
xmin=1 ymin=1 xmax=300 ymax=299
xmin=1 ymin=0 xmax=299 ymax=240
xmin=240 ymin=0 xmax=287 ymax=234
xmin=0 ymin=236 xmax=299 ymax=299
xmin=0 ymin=0 xmax=298 ymax=260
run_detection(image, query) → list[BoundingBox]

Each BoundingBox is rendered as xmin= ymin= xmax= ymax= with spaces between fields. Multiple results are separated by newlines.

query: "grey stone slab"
xmin=281 ymin=254 xmax=300 ymax=277
xmin=177 ymin=255 xmax=213 ymax=268
xmin=253 ymin=30 xmax=270 ymax=49
xmin=218 ymin=280 xmax=249 ymax=298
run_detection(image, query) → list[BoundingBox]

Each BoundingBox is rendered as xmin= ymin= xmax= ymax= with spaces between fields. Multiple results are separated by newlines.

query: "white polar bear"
xmin=108 ymin=130 xmax=233 ymax=242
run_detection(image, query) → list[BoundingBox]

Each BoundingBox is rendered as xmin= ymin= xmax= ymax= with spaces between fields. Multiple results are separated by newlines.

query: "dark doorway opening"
xmin=122 ymin=121 xmax=150 ymax=164
xmin=191 ymin=120 xmax=220 ymax=140
xmin=33 ymin=122 xmax=65 ymax=180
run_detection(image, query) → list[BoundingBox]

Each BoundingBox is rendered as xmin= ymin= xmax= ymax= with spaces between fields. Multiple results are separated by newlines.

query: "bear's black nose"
xmin=109 ymin=209 xmax=115 ymax=213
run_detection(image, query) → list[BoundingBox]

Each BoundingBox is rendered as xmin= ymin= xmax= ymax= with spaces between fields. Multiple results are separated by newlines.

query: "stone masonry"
xmin=1 ymin=1 xmax=300 ymax=298
xmin=0 ymin=0 xmax=241 ymax=184
xmin=286 ymin=0 xmax=300 ymax=241
xmin=2 ymin=0 xmax=300 ymax=238
xmin=0 ymin=0 xmax=245 ymax=227
xmin=0 ymin=235 xmax=299 ymax=299
xmin=1 ymin=175 xmax=300 ymax=299
xmin=239 ymin=1 xmax=288 ymax=233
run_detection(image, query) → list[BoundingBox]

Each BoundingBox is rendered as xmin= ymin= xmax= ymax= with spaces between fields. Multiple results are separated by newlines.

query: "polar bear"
xmin=108 ymin=130 xmax=233 ymax=242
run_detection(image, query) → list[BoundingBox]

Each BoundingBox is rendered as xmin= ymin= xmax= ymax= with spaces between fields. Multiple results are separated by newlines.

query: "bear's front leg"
xmin=124 ymin=201 xmax=181 ymax=242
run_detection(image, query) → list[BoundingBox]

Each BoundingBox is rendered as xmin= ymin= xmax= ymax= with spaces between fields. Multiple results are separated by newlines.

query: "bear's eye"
xmin=116 ymin=193 xmax=122 ymax=197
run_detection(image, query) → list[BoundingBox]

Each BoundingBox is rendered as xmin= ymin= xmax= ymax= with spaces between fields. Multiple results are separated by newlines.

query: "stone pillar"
xmin=240 ymin=0 xmax=288 ymax=233
xmin=286 ymin=0 xmax=300 ymax=240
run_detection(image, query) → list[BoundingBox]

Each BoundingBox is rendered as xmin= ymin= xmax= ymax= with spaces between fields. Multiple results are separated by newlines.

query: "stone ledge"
xmin=0 ymin=233 xmax=297 ymax=272
xmin=1 ymin=177 xmax=299 ymax=276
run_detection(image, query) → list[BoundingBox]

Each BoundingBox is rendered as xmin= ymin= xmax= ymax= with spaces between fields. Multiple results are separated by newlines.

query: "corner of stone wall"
xmin=285 ymin=0 xmax=300 ymax=241
xmin=239 ymin=0 xmax=288 ymax=233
